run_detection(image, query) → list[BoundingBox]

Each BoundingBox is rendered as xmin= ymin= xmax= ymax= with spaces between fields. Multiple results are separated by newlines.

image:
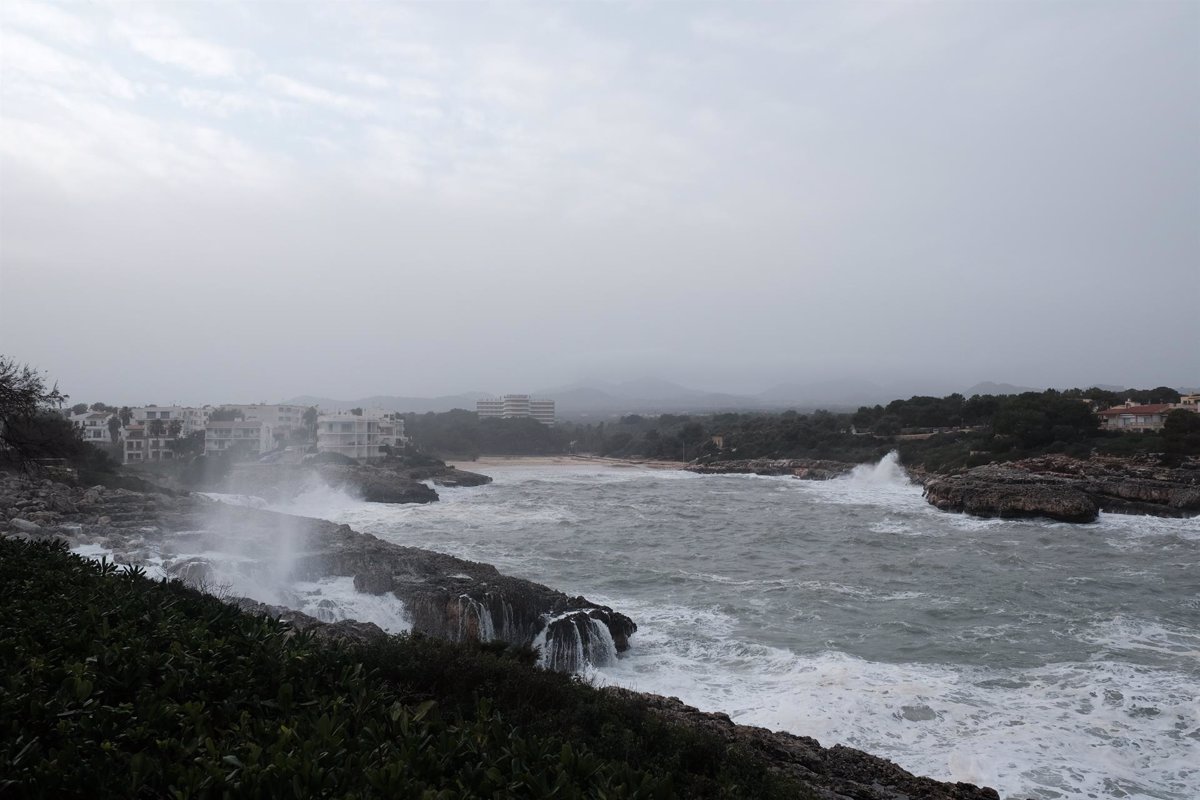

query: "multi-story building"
xmin=227 ymin=404 xmax=306 ymax=433
xmin=70 ymin=412 xmax=118 ymax=447
xmin=203 ymin=419 xmax=275 ymax=457
xmin=122 ymin=424 xmax=176 ymax=463
xmin=132 ymin=406 xmax=210 ymax=436
xmin=476 ymin=394 xmax=556 ymax=426
xmin=316 ymin=409 xmax=405 ymax=461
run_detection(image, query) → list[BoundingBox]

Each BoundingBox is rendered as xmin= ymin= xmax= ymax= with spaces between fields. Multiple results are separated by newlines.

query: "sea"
xmin=89 ymin=455 xmax=1200 ymax=799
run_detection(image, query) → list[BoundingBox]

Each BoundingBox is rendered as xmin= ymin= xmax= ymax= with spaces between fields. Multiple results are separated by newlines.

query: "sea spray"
xmin=846 ymin=450 xmax=911 ymax=486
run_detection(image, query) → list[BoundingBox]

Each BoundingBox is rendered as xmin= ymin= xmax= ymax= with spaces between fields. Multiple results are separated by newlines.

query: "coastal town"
xmin=66 ymin=394 xmax=558 ymax=466
xmin=61 ymin=392 xmax=1196 ymax=467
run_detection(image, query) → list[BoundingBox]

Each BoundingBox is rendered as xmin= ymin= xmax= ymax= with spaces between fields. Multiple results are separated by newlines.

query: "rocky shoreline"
xmin=688 ymin=454 xmax=1200 ymax=523
xmin=922 ymin=455 xmax=1200 ymax=523
xmin=204 ymin=458 xmax=494 ymax=505
xmin=0 ymin=469 xmax=1004 ymax=799
xmin=687 ymin=458 xmax=857 ymax=480
xmin=0 ymin=472 xmax=629 ymax=673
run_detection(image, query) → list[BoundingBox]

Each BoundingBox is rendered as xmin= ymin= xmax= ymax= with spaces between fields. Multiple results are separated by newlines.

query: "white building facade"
xmin=204 ymin=420 xmax=275 ymax=457
xmin=132 ymin=406 xmax=210 ymax=436
xmin=476 ymin=394 xmax=555 ymax=426
xmin=316 ymin=409 xmax=405 ymax=461
xmin=70 ymin=412 xmax=118 ymax=447
xmin=228 ymin=404 xmax=306 ymax=436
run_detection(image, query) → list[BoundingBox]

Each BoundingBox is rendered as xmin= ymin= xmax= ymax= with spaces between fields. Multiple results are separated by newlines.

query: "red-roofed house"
xmin=1096 ymin=401 xmax=1179 ymax=432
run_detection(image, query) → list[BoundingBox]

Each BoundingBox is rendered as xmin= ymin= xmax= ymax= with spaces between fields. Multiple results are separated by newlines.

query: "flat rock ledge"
xmin=602 ymin=689 xmax=999 ymax=800
xmin=0 ymin=473 xmax=627 ymax=673
xmin=687 ymin=458 xmax=856 ymax=480
xmin=924 ymin=455 xmax=1200 ymax=523
xmin=213 ymin=460 xmax=493 ymax=505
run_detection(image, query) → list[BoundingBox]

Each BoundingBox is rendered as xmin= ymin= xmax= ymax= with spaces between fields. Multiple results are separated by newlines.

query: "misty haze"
xmin=1 ymin=2 xmax=1197 ymax=800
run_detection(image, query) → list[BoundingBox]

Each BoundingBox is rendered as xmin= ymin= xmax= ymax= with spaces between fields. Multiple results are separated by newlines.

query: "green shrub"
xmin=0 ymin=539 xmax=809 ymax=799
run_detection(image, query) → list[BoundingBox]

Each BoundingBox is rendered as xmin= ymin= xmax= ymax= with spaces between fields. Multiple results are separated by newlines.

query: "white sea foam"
xmin=197 ymin=492 xmax=270 ymax=509
xmin=290 ymin=576 xmax=411 ymax=634
xmin=590 ymin=596 xmax=1199 ymax=800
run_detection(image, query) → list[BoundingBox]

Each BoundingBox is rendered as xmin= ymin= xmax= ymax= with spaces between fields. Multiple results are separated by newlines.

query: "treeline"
xmin=403 ymin=386 xmax=1200 ymax=470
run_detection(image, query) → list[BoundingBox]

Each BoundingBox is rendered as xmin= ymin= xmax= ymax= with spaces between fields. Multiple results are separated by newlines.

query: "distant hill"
xmin=533 ymin=380 xmax=767 ymax=417
xmin=963 ymin=382 xmax=1039 ymax=396
xmin=285 ymin=393 xmax=489 ymax=413
xmin=757 ymin=378 xmax=892 ymax=409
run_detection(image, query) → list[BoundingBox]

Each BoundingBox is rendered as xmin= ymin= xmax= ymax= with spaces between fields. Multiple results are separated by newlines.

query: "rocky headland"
xmin=689 ymin=453 xmax=1200 ymax=523
xmin=0 ymin=472 xmax=625 ymax=673
xmin=922 ymin=454 xmax=1200 ymax=523
xmin=189 ymin=456 xmax=493 ymax=505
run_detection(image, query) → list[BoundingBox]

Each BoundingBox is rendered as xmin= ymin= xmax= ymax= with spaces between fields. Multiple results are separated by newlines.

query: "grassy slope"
xmin=0 ymin=539 xmax=809 ymax=799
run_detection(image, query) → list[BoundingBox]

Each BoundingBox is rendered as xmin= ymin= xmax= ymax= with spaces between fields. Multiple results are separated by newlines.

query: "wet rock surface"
xmin=924 ymin=455 xmax=1200 ymax=523
xmin=602 ymin=689 xmax=1000 ymax=800
xmin=210 ymin=458 xmax=493 ymax=505
xmin=687 ymin=458 xmax=856 ymax=480
xmin=0 ymin=472 xmax=627 ymax=672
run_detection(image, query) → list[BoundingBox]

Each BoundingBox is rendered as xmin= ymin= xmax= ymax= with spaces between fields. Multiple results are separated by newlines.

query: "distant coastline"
xmin=450 ymin=454 xmax=685 ymax=470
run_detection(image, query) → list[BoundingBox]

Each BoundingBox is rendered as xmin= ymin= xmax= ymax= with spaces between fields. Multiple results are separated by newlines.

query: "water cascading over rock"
xmin=532 ymin=610 xmax=622 ymax=672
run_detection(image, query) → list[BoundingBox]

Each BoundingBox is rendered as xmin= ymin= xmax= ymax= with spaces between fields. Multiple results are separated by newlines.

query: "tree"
xmin=148 ymin=418 xmax=166 ymax=437
xmin=1 ymin=356 xmax=69 ymax=467
xmin=169 ymin=431 xmax=206 ymax=458
xmin=119 ymin=407 xmax=132 ymax=427
xmin=90 ymin=402 xmax=111 ymax=413
xmin=303 ymin=406 xmax=319 ymax=440
xmin=168 ymin=419 xmax=183 ymax=438
xmin=108 ymin=415 xmax=122 ymax=444
xmin=1163 ymin=410 xmax=1200 ymax=455
xmin=71 ymin=403 xmax=89 ymax=415
xmin=208 ymin=407 xmax=243 ymax=421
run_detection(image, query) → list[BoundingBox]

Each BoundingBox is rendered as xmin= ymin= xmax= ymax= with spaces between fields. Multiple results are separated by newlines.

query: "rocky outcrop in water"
xmin=168 ymin=456 xmax=492 ymax=506
xmin=687 ymin=458 xmax=855 ymax=480
xmin=923 ymin=455 xmax=1200 ymax=523
xmin=0 ymin=472 xmax=629 ymax=673
xmin=602 ymin=689 xmax=999 ymax=800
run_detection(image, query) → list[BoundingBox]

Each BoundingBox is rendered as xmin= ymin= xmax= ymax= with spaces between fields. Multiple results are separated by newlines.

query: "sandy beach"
xmin=448 ymin=455 xmax=686 ymax=470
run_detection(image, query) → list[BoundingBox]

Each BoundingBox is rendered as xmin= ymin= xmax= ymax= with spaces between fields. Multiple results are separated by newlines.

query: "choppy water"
xmin=266 ymin=456 xmax=1199 ymax=800
xmin=72 ymin=457 xmax=1198 ymax=798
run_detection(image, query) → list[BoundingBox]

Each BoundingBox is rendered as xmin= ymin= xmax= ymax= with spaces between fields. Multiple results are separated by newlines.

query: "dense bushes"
xmin=0 ymin=539 xmax=807 ymax=799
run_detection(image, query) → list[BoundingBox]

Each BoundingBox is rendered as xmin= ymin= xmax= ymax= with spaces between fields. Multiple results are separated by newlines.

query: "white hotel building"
xmin=476 ymin=394 xmax=555 ymax=426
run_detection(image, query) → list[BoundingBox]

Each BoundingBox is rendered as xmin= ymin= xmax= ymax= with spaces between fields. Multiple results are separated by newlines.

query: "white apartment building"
xmin=132 ymin=406 xmax=210 ymax=436
xmin=123 ymin=424 xmax=176 ymax=463
xmin=228 ymin=404 xmax=306 ymax=435
xmin=316 ymin=409 xmax=405 ymax=461
xmin=204 ymin=419 xmax=275 ymax=457
xmin=70 ymin=412 xmax=118 ymax=447
xmin=476 ymin=394 xmax=556 ymax=426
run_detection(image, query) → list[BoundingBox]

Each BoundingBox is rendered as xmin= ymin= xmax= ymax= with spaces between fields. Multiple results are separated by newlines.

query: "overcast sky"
xmin=1 ymin=1 xmax=1197 ymax=405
